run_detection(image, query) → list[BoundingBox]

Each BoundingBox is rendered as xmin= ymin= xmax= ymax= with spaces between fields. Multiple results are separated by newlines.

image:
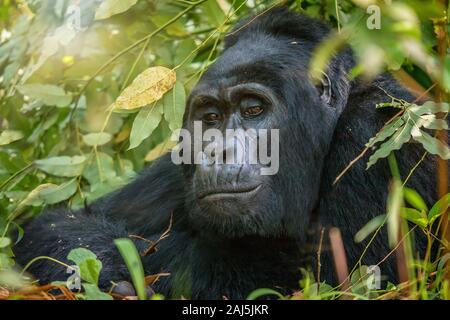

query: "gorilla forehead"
xmin=197 ymin=34 xmax=310 ymax=90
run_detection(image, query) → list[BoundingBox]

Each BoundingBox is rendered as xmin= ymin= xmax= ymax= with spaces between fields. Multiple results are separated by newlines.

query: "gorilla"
xmin=14 ymin=7 xmax=434 ymax=299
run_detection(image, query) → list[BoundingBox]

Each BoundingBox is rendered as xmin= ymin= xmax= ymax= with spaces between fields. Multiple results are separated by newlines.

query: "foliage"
xmin=0 ymin=0 xmax=449 ymax=300
xmin=367 ymin=100 xmax=450 ymax=169
xmin=114 ymin=238 xmax=146 ymax=300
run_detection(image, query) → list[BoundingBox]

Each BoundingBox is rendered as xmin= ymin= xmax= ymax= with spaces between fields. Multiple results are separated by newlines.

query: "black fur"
xmin=14 ymin=7 xmax=434 ymax=299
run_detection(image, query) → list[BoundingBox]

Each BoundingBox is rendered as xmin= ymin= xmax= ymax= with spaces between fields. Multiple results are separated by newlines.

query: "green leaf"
xmin=350 ymin=265 xmax=373 ymax=295
xmin=202 ymin=0 xmax=227 ymax=26
xmin=302 ymin=282 xmax=335 ymax=299
xmin=144 ymin=138 xmax=178 ymax=162
xmin=16 ymin=84 xmax=72 ymax=107
xmin=409 ymin=101 xmax=450 ymax=116
xmin=400 ymin=207 xmax=428 ymax=228
xmin=163 ymin=82 xmax=186 ymax=131
xmin=82 ymin=284 xmax=113 ymax=300
xmin=0 ymin=237 xmax=11 ymax=249
xmin=428 ymin=193 xmax=450 ymax=225
xmin=35 ymin=156 xmax=87 ymax=177
xmin=114 ymin=238 xmax=146 ymax=300
xmin=354 ymin=214 xmax=386 ymax=243
xmin=38 ymin=178 xmax=78 ymax=205
xmin=0 ymin=130 xmax=24 ymax=146
xmin=82 ymin=132 xmax=112 ymax=147
xmin=86 ymin=176 xmax=125 ymax=202
xmin=419 ymin=115 xmax=449 ymax=130
xmin=247 ymin=288 xmax=284 ymax=300
xmin=12 ymin=184 xmax=57 ymax=211
xmin=95 ymin=0 xmax=138 ymax=20
xmin=387 ymin=180 xmax=403 ymax=248
xmin=367 ymin=122 xmax=413 ymax=169
xmin=403 ymin=188 xmax=428 ymax=212
xmin=151 ymin=16 xmax=187 ymax=37
xmin=444 ymin=56 xmax=450 ymax=92
xmin=366 ymin=118 xmax=404 ymax=148
xmin=438 ymin=253 xmax=450 ymax=272
xmin=411 ymin=128 xmax=450 ymax=159
xmin=68 ymin=248 xmax=102 ymax=285
xmin=82 ymin=152 xmax=116 ymax=185
xmin=128 ymin=102 xmax=163 ymax=150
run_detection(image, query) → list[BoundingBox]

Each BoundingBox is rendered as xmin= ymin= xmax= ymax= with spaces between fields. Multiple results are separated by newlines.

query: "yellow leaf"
xmin=9 ymin=184 xmax=57 ymax=220
xmin=112 ymin=67 xmax=176 ymax=110
xmin=145 ymin=139 xmax=178 ymax=162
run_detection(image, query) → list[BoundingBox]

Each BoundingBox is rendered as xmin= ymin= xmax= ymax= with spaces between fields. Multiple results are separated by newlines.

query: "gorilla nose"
xmin=199 ymin=162 xmax=246 ymax=184
xmin=199 ymin=133 xmax=255 ymax=166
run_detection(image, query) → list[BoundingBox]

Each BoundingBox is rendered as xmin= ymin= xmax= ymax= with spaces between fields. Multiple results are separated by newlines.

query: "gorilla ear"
xmin=315 ymin=72 xmax=332 ymax=105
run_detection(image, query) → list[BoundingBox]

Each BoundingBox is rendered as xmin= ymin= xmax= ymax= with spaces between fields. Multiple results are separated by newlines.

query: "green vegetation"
xmin=0 ymin=0 xmax=449 ymax=300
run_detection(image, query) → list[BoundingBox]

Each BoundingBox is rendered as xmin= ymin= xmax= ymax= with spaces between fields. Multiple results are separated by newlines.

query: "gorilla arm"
xmin=13 ymin=154 xmax=185 ymax=289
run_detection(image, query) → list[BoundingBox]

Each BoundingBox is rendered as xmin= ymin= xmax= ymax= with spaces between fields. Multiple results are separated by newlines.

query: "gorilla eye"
xmin=243 ymin=105 xmax=263 ymax=118
xmin=240 ymin=96 xmax=265 ymax=119
xmin=202 ymin=112 xmax=221 ymax=124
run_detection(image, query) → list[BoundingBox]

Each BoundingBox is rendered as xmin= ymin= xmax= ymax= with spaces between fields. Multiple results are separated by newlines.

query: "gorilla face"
xmin=181 ymin=34 xmax=348 ymax=239
xmin=185 ymin=79 xmax=284 ymax=237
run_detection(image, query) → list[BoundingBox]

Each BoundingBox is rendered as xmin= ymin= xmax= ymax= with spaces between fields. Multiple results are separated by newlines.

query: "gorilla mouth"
xmin=198 ymin=184 xmax=262 ymax=200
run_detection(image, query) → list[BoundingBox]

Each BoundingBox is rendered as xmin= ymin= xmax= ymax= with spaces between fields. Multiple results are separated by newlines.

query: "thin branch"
xmin=316 ymin=227 xmax=325 ymax=294
xmin=333 ymin=83 xmax=437 ymax=186
xmin=130 ymin=213 xmax=173 ymax=257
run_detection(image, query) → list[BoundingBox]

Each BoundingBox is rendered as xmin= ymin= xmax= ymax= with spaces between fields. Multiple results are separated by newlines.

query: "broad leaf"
xmin=400 ymin=207 xmax=428 ymax=228
xmin=82 ymin=132 xmax=112 ymax=147
xmin=82 ymin=152 xmax=116 ymax=185
xmin=145 ymin=139 xmax=178 ymax=162
xmin=247 ymin=288 xmax=284 ymax=300
xmin=35 ymin=156 xmax=87 ymax=177
xmin=403 ymin=188 xmax=428 ymax=212
xmin=411 ymin=128 xmax=450 ymax=159
xmin=68 ymin=248 xmax=102 ymax=285
xmin=128 ymin=102 xmax=163 ymax=150
xmin=82 ymin=284 xmax=113 ymax=300
xmin=38 ymin=178 xmax=78 ymax=205
xmin=163 ymin=82 xmax=186 ymax=131
xmin=418 ymin=114 xmax=449 ymax=130
xmin=354 ymin=214 xmax=386 ymax=243
xmin=409 ymin=101 xmax=450 ymax=116
xmin=112 ymin=66 xmax=176 ymax=111
xmin=95 ymin=0 xmax=138 ymax=20
xmin=366 ymin=100 xmax=450 ymax=169
xmin=387 ymin=180 xmax=403 ymax=248
xmin=17 ymin=84 xmax=72 ymax=107
xmin=428 ymin=193 xmax=450 ymax=225
xmin=0 ymin=130 xmax=24 ymax=146
xmin=0 ymin=237 xmax=11 ymax=249
xmin=367 ymin=122 xmax=413 ymax=169
xmin=15 ymin=184 xmax=57 ymax=209
xmin=115 ymin=238 xmax=146 ymax=300
xmin=366 ymin=118 xmax=404 ymax=148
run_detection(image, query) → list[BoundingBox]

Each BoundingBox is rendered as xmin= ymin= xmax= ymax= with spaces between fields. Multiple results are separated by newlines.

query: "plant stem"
xmin=435 ymin=0 xmax=450 ymax=293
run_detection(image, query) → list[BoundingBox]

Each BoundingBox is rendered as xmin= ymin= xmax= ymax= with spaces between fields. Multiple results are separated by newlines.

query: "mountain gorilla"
xmin=15 ymin=7 xmax=433 ymax=299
